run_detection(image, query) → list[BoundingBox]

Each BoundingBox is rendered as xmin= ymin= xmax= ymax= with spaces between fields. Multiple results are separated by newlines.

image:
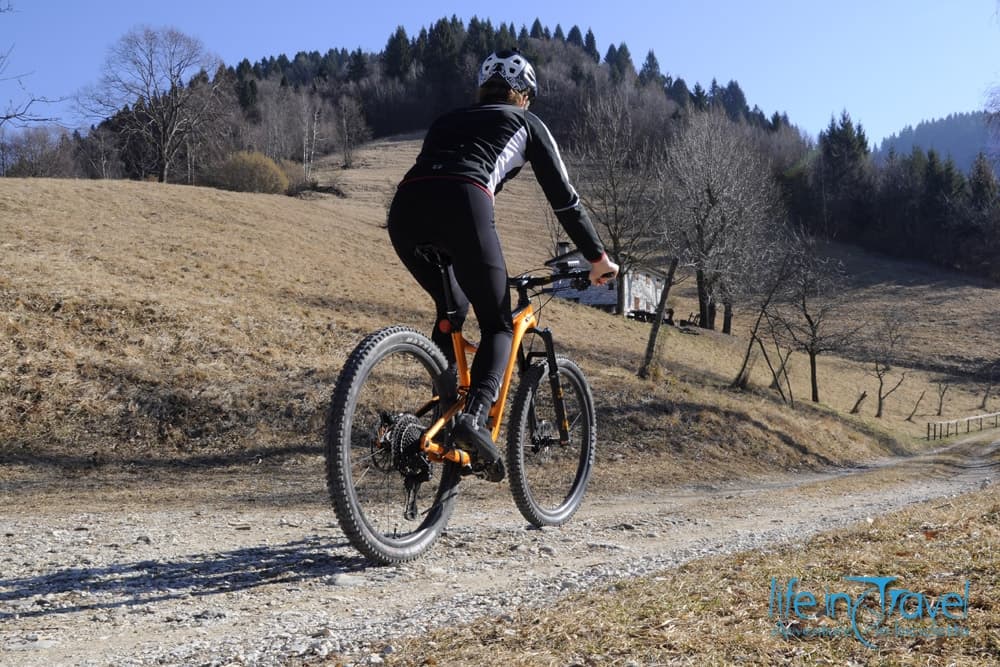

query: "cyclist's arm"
xmin=524 ymin=112 xmax=605 ymax=262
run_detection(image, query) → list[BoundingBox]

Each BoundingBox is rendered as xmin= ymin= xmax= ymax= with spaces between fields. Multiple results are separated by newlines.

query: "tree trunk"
xmin=906 ymin=390 xmax=926 ymax=422
xmin=616 ymin=269 xmax=627 ymax=316
xmin=706 ymin=300 xmax=717 ymax=330
xmin=756 ymin=335 xmax=786 ymax=402
xmin=936 ymin=383 xmax=949 ymax=416
xmin=809 ymin=351 xmax=820 ymax=402
xmin=696 ymin=269 xmax=710 ymax=329
xmin=850 ymin=391 xmax=867 ymax=414
xmin=722 ymin=302 xmax=733 ymax=334
xmin=638 ymin=258 xmax=678 ymax=379
xmin=730 ymin=256 xmax=790 ymax=390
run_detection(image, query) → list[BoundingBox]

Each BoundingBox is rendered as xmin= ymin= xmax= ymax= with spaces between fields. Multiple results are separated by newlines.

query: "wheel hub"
xmin=532 ymin=420 xmax=556 ymax=452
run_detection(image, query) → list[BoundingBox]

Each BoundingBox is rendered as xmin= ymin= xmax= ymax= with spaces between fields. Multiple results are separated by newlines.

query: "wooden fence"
xmin=927 ymin=411 xmax=1000 ymax=440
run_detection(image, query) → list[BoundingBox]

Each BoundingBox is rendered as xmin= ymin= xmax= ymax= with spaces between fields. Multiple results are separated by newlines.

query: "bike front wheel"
xmin=506 ymin=357 xmax=596 ymax=527
xmin=325 ymin=326 xmax=460 ymax=565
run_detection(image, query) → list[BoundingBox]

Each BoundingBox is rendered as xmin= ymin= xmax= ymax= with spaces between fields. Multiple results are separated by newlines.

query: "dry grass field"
xmin=3 ymin=137 xmax=998 ymax=483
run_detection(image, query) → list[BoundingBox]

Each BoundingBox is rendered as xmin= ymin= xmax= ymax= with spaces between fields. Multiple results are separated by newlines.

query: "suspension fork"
xmin=525 ymin=327 xmax=571 ymax=446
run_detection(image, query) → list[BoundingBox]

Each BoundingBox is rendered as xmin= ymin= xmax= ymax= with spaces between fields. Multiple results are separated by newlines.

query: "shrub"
xmin=278 ymin=159 xmax=315 ymax=195
xmin=215 ymin=151 xmax=289 ymax=194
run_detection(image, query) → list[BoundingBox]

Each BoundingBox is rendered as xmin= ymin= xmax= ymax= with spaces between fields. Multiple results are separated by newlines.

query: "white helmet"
xmin=478 ymin=49 xmax=537 ymax=99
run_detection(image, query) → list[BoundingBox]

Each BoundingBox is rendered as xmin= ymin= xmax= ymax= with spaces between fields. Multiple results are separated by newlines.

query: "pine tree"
xmin=347 ymin=48 xmax=367 ymax=83
xmin=604 ymin=43 xmax=618 ymax=68
xmin=413 ymin=27 xmax=429 ymax=62
xmin=553 ymin=24 xmax=565 ymax=41
xmin=495 ymin=23 xmax=517 ymax=50
xmin=969 ymin=152 xmax=997 ymax=211
xmin=530 ymin=18 xmax=544 ymax=39
xmin=816 ymin=111 xmax=874 ymax=240
xmin=463 ymin=17 xmax=493 ymax=58
xmin=424 ymin=18 xmax=461 ymax=77
xmin=615 ymin=43 xmax=634 ymax=81
xmin=721 ymin=80 xmax=749 ymax=122
xmin=567 ymin=25 xmax=584 ymax=49
xmin=709 ymin=78 xmax=723 ymax=105
xmin=668 ymin=77 xmax=691 ymax=107
xmin=422 ymin=18 xmax=465 ymax=111
xmin=638 ymin=49 xmax=664 ymax=88
xmin=383 ymin=26 xmax=412 ymax=79
xmin=584 ymin=29 xmax=600 ymax=62
xmin=236 ymin=58 xmax=253 ymax=80
xmin=690 ymin=83 xmax=708 ymax=110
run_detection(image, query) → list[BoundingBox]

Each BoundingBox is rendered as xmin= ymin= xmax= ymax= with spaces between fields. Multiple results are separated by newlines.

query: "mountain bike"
xmin=325 ymin=250 xmax=599 ymax=565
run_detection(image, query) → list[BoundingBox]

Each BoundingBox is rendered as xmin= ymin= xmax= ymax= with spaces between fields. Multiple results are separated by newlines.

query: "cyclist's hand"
xmin=589 ymin=254 xmax=619 ymax=286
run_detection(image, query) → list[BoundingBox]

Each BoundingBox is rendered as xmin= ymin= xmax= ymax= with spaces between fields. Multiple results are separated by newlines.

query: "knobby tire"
xmin=325 ymin=326 xmax=460 ymax=565
xmin=506 ymin=357 xmax=596 ymax=527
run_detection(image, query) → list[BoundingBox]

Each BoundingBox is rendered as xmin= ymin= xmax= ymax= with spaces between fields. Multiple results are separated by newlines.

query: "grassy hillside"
xmin=2 ymin=138 xmax=998 ymax=488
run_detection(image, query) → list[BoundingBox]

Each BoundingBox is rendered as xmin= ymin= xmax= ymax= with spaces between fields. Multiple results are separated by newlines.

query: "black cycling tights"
xmin=387 ymin=179 xmax=513 ymax=405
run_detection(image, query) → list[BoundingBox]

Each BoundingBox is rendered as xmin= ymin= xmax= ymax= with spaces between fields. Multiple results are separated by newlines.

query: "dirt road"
xmin=1 ymin=436 xmax=996 ymax=666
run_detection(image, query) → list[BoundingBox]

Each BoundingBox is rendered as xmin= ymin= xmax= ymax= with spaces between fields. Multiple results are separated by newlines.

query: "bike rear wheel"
xmin=325 ymin=326 xmax=460 ymax=564
xmin=507 ymin=357 xmax=596 ymax=527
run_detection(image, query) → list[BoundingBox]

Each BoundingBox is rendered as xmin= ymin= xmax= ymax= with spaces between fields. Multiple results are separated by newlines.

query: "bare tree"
xmin=2 ymin=125 xmax=76 ymax=176
xmin=572 ymin=86 xmax=664 ymax=315
xmin=76 ymin=125 xmax=123 ymax=179
xmin=299 ymin=91 xmax=336 ymax=181
xmin=80 ymin=26 xmax=224 ymax=182
xmin=252 ymin=79 xmax=299 ymax=161
xmin=337 ymin=94 xmax=371 ymax=168
xmin=730 ymin=248 xmax=795 ymax=392
xmin=935 ymin=381 xmax=950 ymax=416
xmin=1 ymin=3 xmax=56 ymax=127
xmin=769 ymin=231 xmax=863 ymax=403
xmin=661 ymin=108 xmax=780 ymax=330
xmin=866 ymin=309 xmax=909 ymax=418
xmin=302 ymin=100 xmax=322 ymax=180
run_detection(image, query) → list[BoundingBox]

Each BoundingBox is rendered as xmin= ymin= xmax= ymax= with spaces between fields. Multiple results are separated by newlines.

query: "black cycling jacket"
xmin=401 ymin=103 xmax=606 ymax=261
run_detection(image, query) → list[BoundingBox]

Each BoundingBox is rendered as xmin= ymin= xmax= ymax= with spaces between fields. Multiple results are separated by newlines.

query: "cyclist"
xmin=386 ymin=48 xmax=618 ymax=480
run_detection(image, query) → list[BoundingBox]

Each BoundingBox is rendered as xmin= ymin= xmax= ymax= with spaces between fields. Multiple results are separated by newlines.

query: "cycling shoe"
xmin=451 ymin=413 xmax=505 ymax=482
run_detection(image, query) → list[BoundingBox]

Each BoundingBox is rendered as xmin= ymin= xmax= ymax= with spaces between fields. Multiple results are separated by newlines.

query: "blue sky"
xmin=2 ymin=0 xmax=999 ymax=145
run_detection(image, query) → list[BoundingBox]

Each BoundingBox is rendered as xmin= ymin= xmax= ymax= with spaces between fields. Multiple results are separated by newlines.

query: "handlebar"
xmin=508 ymin=269 xmax=592 ymax=293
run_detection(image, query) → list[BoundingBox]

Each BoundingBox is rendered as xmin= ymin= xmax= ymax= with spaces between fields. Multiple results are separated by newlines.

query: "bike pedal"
xmin=480 ymin=459 xmax=505 ymax=483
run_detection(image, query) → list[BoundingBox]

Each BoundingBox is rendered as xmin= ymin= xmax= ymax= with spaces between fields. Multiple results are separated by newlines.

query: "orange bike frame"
xmin=419 ymin=303 xmax=538 ymax=465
